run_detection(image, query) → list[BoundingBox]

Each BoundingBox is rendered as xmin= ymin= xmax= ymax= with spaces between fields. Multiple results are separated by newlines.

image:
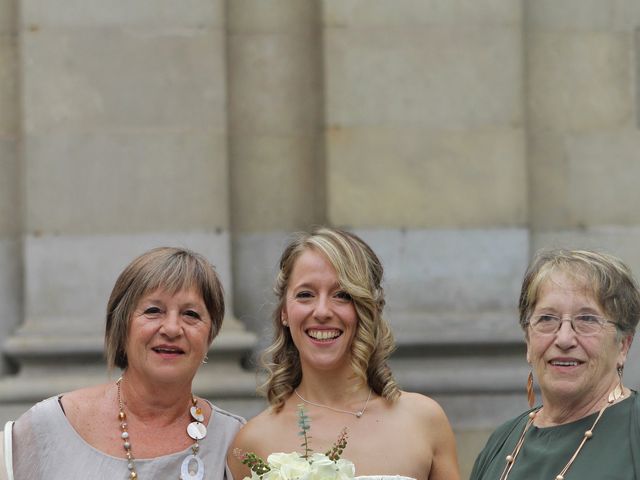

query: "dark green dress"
xmin=470 ymin=392 xmax=640 ymax=480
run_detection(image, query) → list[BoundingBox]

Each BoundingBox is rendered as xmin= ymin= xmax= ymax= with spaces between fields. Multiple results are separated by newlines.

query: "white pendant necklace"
xmin=294 ymin=388 xmax=372 ymax=418
xmin=116 ymin=377 xmax=208 ymax=480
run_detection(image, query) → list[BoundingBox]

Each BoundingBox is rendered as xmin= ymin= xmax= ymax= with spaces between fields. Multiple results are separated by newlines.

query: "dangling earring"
xmin=609 ymin=365 xmax=624 ymax=402
xmin=202 ymin=354 xmax=209 ymax=365
xmin=527 ymin=370 xmax=536 ymax=408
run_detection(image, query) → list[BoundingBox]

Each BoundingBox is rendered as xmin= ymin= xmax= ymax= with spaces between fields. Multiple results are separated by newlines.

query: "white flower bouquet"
xmin=235 ymin=406 xmax=355 ymax=480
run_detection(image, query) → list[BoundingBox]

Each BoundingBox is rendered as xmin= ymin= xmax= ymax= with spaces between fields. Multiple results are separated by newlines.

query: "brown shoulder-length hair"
xmin=105 ymin=247 xmax=225 ymax=370
xmin=519 ymin=248 xmax=640 ymax=338
xmin=260 ymin=227 xmax=400 ymax=411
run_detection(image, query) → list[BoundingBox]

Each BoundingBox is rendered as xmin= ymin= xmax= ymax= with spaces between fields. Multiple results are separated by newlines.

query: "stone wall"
xmin=0 ymin=0 xmax=260 ymax=421
xmin=0 ymin=0 xmax=20 ymax=379
xmin=1 ymin=1 xmax=640 ymax=477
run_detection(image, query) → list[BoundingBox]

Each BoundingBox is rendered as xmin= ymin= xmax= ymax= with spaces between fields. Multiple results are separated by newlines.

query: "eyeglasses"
xmin=528 ymin=313 xmax=619 ymax=336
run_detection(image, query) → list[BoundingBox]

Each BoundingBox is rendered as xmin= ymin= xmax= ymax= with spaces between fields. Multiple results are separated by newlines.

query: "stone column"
xmin=322 ymin=1 xmax=529 ymax=475
xmin=526 ymin=0 xmax=640 ymax=387
xmin=228 ymin=0 xmax=325 ymax=337
xmin=0 ymin=0 xmax=257 ymax=420
xmin=0 ymin=0 xmax=21 ymax=379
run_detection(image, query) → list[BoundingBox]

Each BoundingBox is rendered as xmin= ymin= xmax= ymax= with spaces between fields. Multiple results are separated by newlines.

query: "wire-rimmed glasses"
xmin=528 ymin=313 xmax=619 ymax=336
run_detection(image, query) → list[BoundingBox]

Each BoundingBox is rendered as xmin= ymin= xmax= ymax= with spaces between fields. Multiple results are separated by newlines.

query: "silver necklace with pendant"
xmin=294 ymin=388 xmax=372 ymax=418
xmin=116 ymin=377 xmax=208 ymax=480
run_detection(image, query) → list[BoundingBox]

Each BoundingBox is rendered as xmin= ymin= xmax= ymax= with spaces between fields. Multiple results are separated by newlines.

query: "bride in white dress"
xmin=228 ymin=228 xmax=459 ymax=480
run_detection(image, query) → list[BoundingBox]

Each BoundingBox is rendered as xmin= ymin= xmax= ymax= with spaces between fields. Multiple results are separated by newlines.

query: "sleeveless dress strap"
xmin=3 ymin=421 xmax=14 ymax=480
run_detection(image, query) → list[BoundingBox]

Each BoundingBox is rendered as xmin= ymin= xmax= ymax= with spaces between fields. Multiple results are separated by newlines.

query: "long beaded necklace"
xmin=294 ymin=388 xmax=372 ymax=418
xmin=116 ymin=377 xmax=208 ymax=480
xmin=498 ymin=385 xmax=625 ymax=480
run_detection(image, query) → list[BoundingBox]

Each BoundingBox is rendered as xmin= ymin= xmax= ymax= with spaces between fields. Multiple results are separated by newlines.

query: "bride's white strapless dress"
xmin=356 ymin=476 xmax=416 ymax=480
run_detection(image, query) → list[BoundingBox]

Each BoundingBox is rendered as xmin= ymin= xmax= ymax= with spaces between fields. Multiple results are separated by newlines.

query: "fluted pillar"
xmin=0 ymin=0 xmax=257 ymax=420
xmin=0 ymin=0 xmax=21 ymax=380
xmin=228 ymin=0 xmax=325 ymax=336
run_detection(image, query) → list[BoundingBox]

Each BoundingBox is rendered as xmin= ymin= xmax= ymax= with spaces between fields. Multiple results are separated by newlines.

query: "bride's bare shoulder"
xmin=231 ymin=406 xmax=287 ymax=448
xmin=227 ymin=406 xmax=292 ymax=478
xmin=392 ymin=391 xmax=451 ymax=425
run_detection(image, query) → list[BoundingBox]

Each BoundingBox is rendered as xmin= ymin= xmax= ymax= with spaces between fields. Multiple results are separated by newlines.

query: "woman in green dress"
xmin=471 ymin=249 xmax=640 ymax=480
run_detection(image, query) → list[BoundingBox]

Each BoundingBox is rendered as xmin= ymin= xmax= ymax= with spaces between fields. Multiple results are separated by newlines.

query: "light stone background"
xmin=1 ymin=1 xmax=640 ymax=477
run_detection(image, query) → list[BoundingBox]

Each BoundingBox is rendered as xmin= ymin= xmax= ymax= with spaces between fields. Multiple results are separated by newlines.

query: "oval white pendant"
xmin=190 ymin=406 xmax=205 ymax=422
xmin=187 ymin=421 xmax=207 ymax=440
xmin=180 ymin=454 xmax=205 ymax=480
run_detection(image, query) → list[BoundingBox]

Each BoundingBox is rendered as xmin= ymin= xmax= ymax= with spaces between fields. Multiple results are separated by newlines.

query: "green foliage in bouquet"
xmin=235 ymin=404 xmax=350 ymax=478
xmin=239 ymin=452 xmax=271 ymax=476
xmin=324 ymin=428 xmax=348 ymax=462
xmin=297 ymin=404 xmax=313 ymax=459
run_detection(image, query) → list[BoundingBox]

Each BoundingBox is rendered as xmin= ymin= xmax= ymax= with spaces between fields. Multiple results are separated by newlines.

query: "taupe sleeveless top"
xmin=11 ymin=396 xmax=244 ymax=479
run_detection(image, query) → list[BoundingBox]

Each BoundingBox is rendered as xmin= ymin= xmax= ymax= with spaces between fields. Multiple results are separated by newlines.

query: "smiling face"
xmin=526 ymin=270 xmax=632 ymax=408
xmin=125 ymin=286 xmax=212 ymax=386
xmin=281 ymin=248 xmax=359 ymax=375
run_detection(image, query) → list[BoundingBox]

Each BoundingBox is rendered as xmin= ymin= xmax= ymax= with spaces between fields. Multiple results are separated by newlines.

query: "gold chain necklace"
xmin=294 ymin=388 xmax=372 ymax=418
xmin=116 ymin=377 xmax=208 ymax=480
xmin=498 ymin=385 xmax=625 ymax=480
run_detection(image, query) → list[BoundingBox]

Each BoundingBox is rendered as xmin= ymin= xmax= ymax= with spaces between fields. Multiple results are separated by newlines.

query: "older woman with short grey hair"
xmin=471 ymin=248 xmax=640 ymax=480
xmin=5 ymin=247 xmax=243 ymax=480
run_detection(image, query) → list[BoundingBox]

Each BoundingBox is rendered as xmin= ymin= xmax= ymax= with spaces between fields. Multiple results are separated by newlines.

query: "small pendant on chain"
xmin=180 ymin=454 xmax=205 ymax=480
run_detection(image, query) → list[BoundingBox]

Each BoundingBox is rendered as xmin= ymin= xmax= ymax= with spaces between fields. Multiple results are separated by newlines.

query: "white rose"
xmin=309 ymin=453 xmax=333 ymax=465
xmin=307 ymin=453 xmax=340 ymax=480
xmin=335 ymin=459 xmax=355 ymax=480
xmin=262 ymin=469 xmax=285 ymax=480
xmin=266 ymin=452 xmax=312 ymax=480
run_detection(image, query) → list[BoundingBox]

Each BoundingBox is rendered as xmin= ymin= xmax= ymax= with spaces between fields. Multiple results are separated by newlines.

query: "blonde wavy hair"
xmin=260 ymin=227 xmax=400 ymax=411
